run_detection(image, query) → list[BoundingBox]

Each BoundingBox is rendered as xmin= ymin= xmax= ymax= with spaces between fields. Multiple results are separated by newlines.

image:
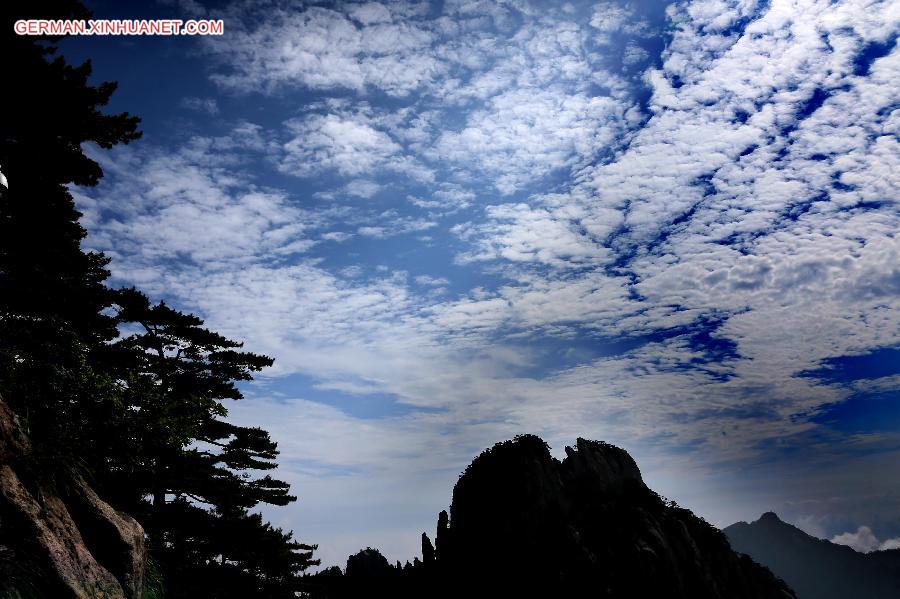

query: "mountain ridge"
xmin=725 ymin=511 xmax=900 ymax=599
xmin=311 ymin=435 xmax=795 ymax=598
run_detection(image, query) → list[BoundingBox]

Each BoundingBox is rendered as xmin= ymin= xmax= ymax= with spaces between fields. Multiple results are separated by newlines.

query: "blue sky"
xmin=64 ymin=0 xmax=900 ymax=565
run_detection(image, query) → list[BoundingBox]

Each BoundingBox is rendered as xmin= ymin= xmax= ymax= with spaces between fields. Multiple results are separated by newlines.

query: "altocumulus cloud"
xmin=73 ymin=0 xmax=900 ymax=566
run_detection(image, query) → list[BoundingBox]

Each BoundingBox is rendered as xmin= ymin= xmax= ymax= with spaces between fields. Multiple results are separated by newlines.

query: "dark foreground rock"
xmin=310 ymin=435 xmax=795 ymax=598
xmin=0 ymin=394 xmax=145 ymax=598
xmin=725 ymin=512 xmax=900 ymax=599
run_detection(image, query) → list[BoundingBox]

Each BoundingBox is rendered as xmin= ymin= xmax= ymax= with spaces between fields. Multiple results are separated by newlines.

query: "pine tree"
xmin=1 ymin=2 xmax=318 ymax=595
xmin=0 ymin=0 xmax=140 ymax=467
xmin=105 ymin=288 xmax=318 ymax=596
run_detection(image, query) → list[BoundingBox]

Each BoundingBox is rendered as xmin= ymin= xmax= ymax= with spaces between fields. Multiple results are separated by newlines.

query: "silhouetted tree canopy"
xmin=1 ymin=0 xmax=140 ymax=469
xmin=0 ymin=1 xmax=317 ymax=596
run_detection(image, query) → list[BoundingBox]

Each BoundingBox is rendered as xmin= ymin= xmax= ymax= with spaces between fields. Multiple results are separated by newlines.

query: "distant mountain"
xmin=725 ymin=512 xmax=900 ymax=599
xmin=311 ymin=435 xmax=795 ymax=598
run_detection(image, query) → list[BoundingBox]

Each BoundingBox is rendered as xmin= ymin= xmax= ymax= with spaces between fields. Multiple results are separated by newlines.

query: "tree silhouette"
xmin=0 ymin=0 xmax=140 ymax=469
xmin=100 ymin=288 xmax=319 ymax=597
xmin=0 ymin=1 xmax=318 ymax=595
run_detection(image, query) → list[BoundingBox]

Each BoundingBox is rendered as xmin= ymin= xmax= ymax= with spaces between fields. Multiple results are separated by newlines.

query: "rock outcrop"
xmin=434 ymin=435 xmax=795 ymax=598
xmin=725 ymin=512 xmax=900 ymax=599
xmin=0 ymin=394 xmax=145 ymax=598
xmin=316 ymin=435 xmax=795 ymax=598
xmin=344 ymin=547 xmax=394 ymax=578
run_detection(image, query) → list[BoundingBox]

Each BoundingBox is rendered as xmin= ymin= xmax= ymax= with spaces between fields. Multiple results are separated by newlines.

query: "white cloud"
xmin=622 ymin=42 xmax=650 ymax=67
xmin=206 ymin=2 xmax=654 ymax=195
xmin=205 ymin=3 xmax=439 ymax=96
xmin=321 ymin=231 xmax=354 ymax=243
xmin=453 ymin=201 xmax=615 ymax=267
xmin=432 ymin=89 xmax=629 ymax=194
xmin=407 ymin=184 xmax=476 ymax=214
xmin=453 ymin=0 xmax=900 ymax=364
xmin=414 ymin=275 xmax=449 ymax=287
xmin=279 ymin=109 xmax=434 ymax=183
xmin=348 ymin=2 xmax=394 ymax=26
xmin=75 ymin=129 xmax=324 ymax=275
xmin=179 ymin=96 xmax=219 ymax=114
xmin=357 ymin=215 xmax=436 ymax=239
xmin=831 ymin=526 xmax=900 ymax=553
xmin=344 ymin=179 xmax=381 ymax=199
xmin=280 ymin=114 xmax=401 ymax=178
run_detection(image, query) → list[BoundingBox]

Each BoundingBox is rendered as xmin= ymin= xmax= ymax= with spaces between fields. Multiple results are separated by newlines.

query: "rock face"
xmin=725 ymin=512 xmax=900 ymax=599
xmin=0 ymin=395 xmax=30 ymax=462
xmin=433 ymin=435 xmax=795 ymax=598
xmin=0 ymin=394 xmax=145 ymax=598
xmin=65 ymin=478 xmax=147 ymax=598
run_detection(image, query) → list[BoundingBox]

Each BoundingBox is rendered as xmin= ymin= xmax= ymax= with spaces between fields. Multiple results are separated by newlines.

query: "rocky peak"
xmin=320 ymin=434 xmax=796 ymax=598
xmin=345 ymin=547 xmax=393 ymax=578
xmin=560 ymin=437 xmax=644 ymax=493
xmin=439 ymin=435 xmax=795 ymax=597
